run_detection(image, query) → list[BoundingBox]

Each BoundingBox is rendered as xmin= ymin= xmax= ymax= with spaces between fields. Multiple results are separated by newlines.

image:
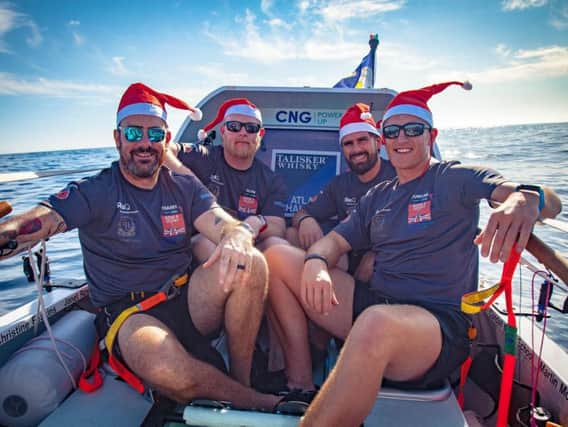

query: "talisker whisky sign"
xmin=272 ymin=149 xmax=341 ymax=218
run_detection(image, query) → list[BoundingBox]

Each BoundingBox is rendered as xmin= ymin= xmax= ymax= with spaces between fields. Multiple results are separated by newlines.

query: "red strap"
xmin=496 ymin=246 xmax=521 ymax=427
xmin=457 ymin=355 xmax=473 ymax=408
xmin=78 ymin=340 xmax=104 ymax=393
xmin=108 ymin=354 xmax=145 ymax=394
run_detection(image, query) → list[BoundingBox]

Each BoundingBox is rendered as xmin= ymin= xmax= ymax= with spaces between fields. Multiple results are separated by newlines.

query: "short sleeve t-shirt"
xmin=334 ymin=161 xmax=507 ymax=307
xmin=304 ymin=160 xmax=396 ymax=226
xmin=177 ymin=144 xmax=287 ymax=220
xmin=48 ymin=162 xmax=217 ymax=306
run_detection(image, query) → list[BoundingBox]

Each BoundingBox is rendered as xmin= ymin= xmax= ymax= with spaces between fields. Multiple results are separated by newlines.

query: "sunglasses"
xmin=382 ymin=123 xmax=431 ymax=139
xmin=118 ymin=126 xmax=167 ymax=143
xmin=224 ymin=121 xmax=261 ymax=134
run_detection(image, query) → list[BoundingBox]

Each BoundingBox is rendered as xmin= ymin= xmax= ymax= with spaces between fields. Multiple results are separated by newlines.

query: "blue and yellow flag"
xmin=333 ymin=53 xmax=373 ymax=89
xmin=333 ymin=34 xmax=379 ymax=89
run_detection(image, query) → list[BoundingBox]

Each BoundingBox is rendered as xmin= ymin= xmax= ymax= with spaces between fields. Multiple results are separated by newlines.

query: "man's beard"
xmin=225 ymin=141 xmax=257 ymax=160
xmin=119 ymin=143 xmax=162 ymax=178
xmin=346 ymin=151 xmax=379 ymax=175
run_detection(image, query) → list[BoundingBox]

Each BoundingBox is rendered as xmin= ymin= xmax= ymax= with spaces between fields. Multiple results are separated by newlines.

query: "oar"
xmin=526 ymin=233 xmax=568 ymax=286
xmin=539 ymin=218 xmax=568 ymax=234
xmin=0 ymin=167 xmax=103 ymax=184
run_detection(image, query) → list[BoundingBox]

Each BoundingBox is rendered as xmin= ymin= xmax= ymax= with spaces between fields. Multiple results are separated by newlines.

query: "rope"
xmin=28 ymin=241 xmax=79 ymax=389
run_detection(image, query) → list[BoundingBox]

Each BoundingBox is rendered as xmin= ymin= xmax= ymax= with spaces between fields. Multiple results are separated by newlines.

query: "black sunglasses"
xmin=382 ymin=123 xmax=431 ymax=139
xmin=225 ymin=121 xmax=261 ymax=134
xmin=118 ymin=126 xmax=167 ymax=143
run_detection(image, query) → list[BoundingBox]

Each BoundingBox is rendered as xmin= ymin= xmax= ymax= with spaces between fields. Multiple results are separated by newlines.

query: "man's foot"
xmin=252 ymin=369 xmax=288 ymax=394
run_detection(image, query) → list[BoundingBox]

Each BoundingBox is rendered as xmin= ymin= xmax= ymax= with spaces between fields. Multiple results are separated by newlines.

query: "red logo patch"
xmin=408 ymin=200 xmax=432 ymax=224
xmin=238 ymin=195 xmax=259 ymax=215
xmin=161 ymin=213 xmax=186 ymax=237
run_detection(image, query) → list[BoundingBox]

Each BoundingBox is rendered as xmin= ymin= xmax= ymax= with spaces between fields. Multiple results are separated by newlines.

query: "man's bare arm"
xmin=0 ymin=204 xmax=67 ymax=259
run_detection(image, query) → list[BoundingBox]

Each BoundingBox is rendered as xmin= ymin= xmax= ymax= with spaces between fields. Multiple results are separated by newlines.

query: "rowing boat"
xmin=0 ymin=85 xmax=567 ymax=426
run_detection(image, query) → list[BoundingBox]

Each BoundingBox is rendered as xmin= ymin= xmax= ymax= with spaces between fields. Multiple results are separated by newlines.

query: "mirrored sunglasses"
xmin=382 ymin=123 xmax=431 ymax=139
xmin=118 ymin=126 xmax=167 ymax=143
xmin=225 ymin=121 xmax=261 ymax=134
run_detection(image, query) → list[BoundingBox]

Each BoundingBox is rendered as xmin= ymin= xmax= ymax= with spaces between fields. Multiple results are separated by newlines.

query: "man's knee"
xmin=248 ymin=248 xmax=268 ymax=293
xmin=351 ymin=307 xmax=403 ymax=352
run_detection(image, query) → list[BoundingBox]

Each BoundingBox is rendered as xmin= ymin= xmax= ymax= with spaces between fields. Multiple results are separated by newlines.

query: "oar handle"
xmin=0 ymin=201 xmax=12 ymax=219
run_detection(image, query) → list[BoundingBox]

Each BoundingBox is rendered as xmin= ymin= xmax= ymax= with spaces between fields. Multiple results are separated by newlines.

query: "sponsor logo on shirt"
xmin=117 ymin=215 xmax=136 ymax=238
xmin=408 ymin=193 xmax=432 ymax=224
xmin=238 ymin=193 xmax=259 ymax=216
xmin=161 ymin=205 xmax=186 ymax=237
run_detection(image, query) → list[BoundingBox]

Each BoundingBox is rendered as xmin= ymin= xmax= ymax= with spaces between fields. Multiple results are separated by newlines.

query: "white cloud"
xmin=72 ymin=31 xmax=84 ymax=46
xmin=68 ymin=20 xmax=80 ymax=26
xmin=550 ymin=3 xmax=568 ymax=30
xmin=0 ymin=72 xmax=118 ymax=98
xmin=454 ymin=45 xmax=568 ymax=84
xmin=495 ymin=43 xmax=511 ymax=57
xmin=0 ymin=3 xmax=42 ymax=53
xmin=318 ymin=0 xmax=405 ymax=22
xmin=501 ymin=0 xmax=547 ymax=11
xmin=267 ymin=17 xmax=292 ymax=30
xmin=108 ymin=56 xmax=128 ymax=75
xmin=261 ymin=0 xmax=273 ymax=15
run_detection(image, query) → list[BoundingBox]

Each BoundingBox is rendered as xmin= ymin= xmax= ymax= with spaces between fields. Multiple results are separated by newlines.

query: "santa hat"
xmin=382 ymin=81 xmax=472 ymax=128
xmin=116 ymin=82 xmax=202 ymax=126
xmin=198 ymin=98 xmax=262 ymax=141
xmin=339 ymin=103 xmax=380 ymax=142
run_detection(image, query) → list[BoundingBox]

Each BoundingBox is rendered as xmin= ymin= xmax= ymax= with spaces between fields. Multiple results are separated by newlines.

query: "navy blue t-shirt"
xmin=304 ymin=160 xmax=396 ymax=229
xmin=177 ymin=144 xmax=287 ymax=220
xmin=335 ymin=161 xmax=506 ymax=307
xmin=48 ymin=162 xmax=217 ymax=306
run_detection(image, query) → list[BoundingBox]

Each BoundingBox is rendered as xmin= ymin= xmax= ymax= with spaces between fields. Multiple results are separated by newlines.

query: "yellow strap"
xmin=104 ymin=272 xmax=189 ymax=352
xmin=461 ymin=283 xmax=502 ymax=314
xmin=105 ymin=305 xmax=141 ymax=352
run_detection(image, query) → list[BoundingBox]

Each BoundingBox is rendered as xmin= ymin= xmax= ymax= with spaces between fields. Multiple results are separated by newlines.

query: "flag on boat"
xmin=333 ymin=34 xmax=379 ymax=89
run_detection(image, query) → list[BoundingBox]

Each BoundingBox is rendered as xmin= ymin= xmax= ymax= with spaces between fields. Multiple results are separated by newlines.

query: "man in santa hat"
xmin=287 ymin=103 xmax=396 ymax=282
xmin=0 ymin=83 xmax=295 ymax=412
xmin=263 ymin=81 xmax=562 ymax=426
xmin=166 ymin=98 xmax=288 ymax=262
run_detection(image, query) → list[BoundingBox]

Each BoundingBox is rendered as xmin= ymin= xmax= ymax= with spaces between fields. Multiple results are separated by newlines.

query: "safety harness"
xmin=460 ymin=247 xmax=521 ymax=427
xmin=79 ymin=272 xmax=190 ymax=394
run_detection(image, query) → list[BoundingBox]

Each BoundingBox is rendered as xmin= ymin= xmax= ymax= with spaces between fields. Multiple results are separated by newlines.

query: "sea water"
xmin=0 ymin=123 xmax=567 ymax=351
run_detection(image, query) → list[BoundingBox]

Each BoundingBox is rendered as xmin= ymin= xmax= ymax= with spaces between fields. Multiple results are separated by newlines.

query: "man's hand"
xmin=298 ymin=217 xmax=324 ymax=249
xmin=203 ymin=225 xmax=255 ymax=292
xmin=301 ymin=257 xmax=339 ymax=315
xmin=475 ymin=191 xmax=540 ymax=263
xmin=353 ymin=251 xmax=375 ymax=282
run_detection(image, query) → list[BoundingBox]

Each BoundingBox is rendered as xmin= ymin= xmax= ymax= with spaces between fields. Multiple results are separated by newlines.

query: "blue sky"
xmin=0 ymin=0 xmax=567 ymax=154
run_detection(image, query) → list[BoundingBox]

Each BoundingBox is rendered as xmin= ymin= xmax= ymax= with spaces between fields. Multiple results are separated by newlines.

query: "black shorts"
xmin=95 ymin=284 xmax=227 ymax=374
xmin=353 ymin=281 xmax=471 ymax=390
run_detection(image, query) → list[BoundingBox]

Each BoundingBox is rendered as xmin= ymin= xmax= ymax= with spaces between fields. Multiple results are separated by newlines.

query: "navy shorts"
xmin=352 ymin=281 xmax=471 ymax=389
xmin=95 ymin=284 xmax=227 ymax=374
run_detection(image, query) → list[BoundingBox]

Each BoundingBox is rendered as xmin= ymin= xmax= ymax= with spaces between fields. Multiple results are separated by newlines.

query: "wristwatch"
xmin=256 ymin=215 xmax=268 ymax=236
xmin=515 ymin=184 xmax=545 ymax=212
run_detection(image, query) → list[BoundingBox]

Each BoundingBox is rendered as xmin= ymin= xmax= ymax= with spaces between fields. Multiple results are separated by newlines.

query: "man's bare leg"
xmin=265 ymin=244 xmax=353 ymax=391
xmin=189 ymin=248 xmax=268 ymax=386
xmin=300 ymin=305 xmax=442 ymax=427
xmin=118 ymin=314 xmax=279 ymax=409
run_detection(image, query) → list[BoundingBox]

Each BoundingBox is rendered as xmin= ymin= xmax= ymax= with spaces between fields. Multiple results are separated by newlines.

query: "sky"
xmin=0 ymin=0 xmax=567 ymax=154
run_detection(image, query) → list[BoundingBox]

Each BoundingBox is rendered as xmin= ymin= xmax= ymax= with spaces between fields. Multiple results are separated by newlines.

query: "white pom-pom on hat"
xmin=360 ymin=112 xmax=372 ymax=120
xmin=197 ymin=129 xmax=207 ymax=141
xmin=462 ymin=81 xmax=472 ymax=91
xmin=190 ymin=108 xmax=203 ymax=121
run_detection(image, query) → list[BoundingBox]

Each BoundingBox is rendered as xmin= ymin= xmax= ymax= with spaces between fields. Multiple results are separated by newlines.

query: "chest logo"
xmin=161 ymin=205 xmax=186 ymax=237
xmin=408 ymin=193 xmax=432 ymax=224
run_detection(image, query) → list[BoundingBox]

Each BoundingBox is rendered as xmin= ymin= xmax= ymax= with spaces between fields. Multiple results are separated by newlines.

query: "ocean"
xmin=0 ymin=122 xmax=567 ymax=352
